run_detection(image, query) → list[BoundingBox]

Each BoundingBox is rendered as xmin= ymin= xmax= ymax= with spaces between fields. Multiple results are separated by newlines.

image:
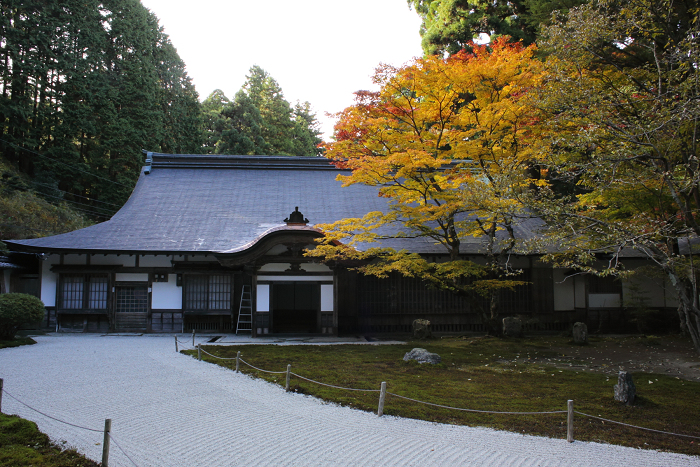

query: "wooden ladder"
xmin=236 ymin=285 xmax=253 ymax=334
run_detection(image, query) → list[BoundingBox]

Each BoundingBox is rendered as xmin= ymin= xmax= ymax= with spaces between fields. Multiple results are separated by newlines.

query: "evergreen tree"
xmin=217 ymin=90 xmax=270 ymax=155
xmin=291 ymin=101 xmax=323 ymax=157
xmin=201 ymin=90 xmax=231 ymax=154
xmin=407 ymin=0 xmax=587 ymax=55
xmin=204 ymin=66 xmax=323 ymax=156
xmin=242 ymin=66 xmax=296 ymax=155
xmin=0 ymin=0 xmax=202 ymax=214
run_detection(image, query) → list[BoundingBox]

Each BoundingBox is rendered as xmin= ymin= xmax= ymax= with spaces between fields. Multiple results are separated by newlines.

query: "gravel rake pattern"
xmin=0 ymin=334 xmax=697 ymax=467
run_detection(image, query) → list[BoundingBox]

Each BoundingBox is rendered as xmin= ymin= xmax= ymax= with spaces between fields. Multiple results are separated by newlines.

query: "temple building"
xmin=4 ymin=153 xmax=679 ymax=335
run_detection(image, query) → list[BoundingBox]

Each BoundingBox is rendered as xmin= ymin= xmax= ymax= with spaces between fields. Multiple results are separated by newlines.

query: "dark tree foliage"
xmin=201 ymin=89 xmax=231 ymax=154
xmin=205 ymin=67 xmax=323 ymax=156
xmin=0 ymin=0 xmax=203 ymax=218
xmin=407 ymin=0 xmax=588 ymax=55
xmin=217 ymin=90 xmax=271 ymax=155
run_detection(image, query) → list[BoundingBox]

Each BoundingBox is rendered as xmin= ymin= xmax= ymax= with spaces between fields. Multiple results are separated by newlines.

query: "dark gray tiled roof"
xmin=5 ymin=154 xmax=544 ymax=256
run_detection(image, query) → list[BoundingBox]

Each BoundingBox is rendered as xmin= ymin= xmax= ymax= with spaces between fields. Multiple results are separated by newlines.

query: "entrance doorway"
xmin=114 ymin=283 xmax=149 ymax=331
xmin=272 ymin=282 xmax=319 ymax=333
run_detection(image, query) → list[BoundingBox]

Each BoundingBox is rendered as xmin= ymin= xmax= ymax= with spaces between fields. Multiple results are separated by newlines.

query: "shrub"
xmin=0 ymin=293 xmax=45 ymax=340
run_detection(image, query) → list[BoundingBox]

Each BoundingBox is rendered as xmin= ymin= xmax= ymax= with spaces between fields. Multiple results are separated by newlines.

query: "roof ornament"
xmin=142 ymin=149 xmax=153 ymax=175
xmin=284 ymin=207 xmax=309 ymax=225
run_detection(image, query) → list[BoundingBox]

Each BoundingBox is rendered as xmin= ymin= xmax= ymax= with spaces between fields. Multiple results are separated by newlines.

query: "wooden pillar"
xmin=102 ymin=419 xmax=111 ymax=467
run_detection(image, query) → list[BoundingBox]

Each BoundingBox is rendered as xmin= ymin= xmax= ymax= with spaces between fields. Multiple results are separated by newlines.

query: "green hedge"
xmin=0 ymin=293 xmax=45 ymax=340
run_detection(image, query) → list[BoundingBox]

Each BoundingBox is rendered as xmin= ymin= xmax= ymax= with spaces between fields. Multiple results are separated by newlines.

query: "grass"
xmin=0 ymin=337 xmax=35 ymax=350
xmin=0 ymin=413 xmax=98 ymax=467
xmin=186 ymin=335 xmax=700 ymax=457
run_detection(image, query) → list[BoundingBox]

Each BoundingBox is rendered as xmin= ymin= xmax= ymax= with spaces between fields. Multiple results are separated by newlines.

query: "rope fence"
xmin=0 ymin=380 xmax=141 ymax=467
xmin=188 ymin=343 xmax=700 ymax=444
xmin=291 ymin=373 xmax=381 ymax=392
xmin=386 ymin=391 xmax=567 ymax=415
xmin=574 ymin=411 xmax=700 ymax=440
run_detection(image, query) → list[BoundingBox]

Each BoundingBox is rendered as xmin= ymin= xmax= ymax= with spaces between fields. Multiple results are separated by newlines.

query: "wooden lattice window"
xmin=115 ymin=285 xmax=148 ymax=313
xmin=184 ymin=275 xmax=231 ymax=311
xmin=59 ymin=274 xmax=108 ymax=310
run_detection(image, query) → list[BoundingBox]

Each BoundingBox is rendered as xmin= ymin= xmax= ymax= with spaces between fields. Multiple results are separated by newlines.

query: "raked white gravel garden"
xmin=1 ymin=334 xmax=697 ymax=467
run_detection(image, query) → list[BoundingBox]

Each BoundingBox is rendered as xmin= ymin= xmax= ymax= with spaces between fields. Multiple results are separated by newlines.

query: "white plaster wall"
xmin=62 ymin=254 xmax=87 ymax=265
xmin=91 ymin=255 xmax=134 ymax=266
xmin=138 ymin=256 xmax=172 ymax=267
xmin=152 ymin=275 xmax=182 ymax=309
xmin=115 ymin=273 xmax=148 ymax=282
xmin=257 ymin=284 xmax=270 ymax=312
xmin=321 ymin=284 xmax=333 ymax=312
xmin=589 ymin=294 xmax=621 ymax=308
xmin=552 ymin=269 xmax=575 ymax=311
xmin=41 ymin=260 xmax=57 ymax=306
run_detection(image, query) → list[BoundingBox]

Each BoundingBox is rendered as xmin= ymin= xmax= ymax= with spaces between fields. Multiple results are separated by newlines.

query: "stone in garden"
xmin=403 ymin=348 xmax=441 ymax=365
xmin=573 ymin=322 xmax=588 ymax=345
xmin=412 ymin=319 xmax=432 ymax=339
xmin=502 ymin=317 xmax=523 ymax=337
xmin=614 ymin=371 xmax=636 ymax=405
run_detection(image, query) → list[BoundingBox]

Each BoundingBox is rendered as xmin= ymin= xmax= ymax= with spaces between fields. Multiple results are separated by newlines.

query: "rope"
xmin=238 ymin=358 xmax=288 ymax=374
xmin=2 ymin=389 xmax=102 ymax=433
xmin=387 ymin=392 xmax=567 ymax=415
xmin=174 ymin=338 xmax=195 ymax=351
xmin=200 ymin=348 xmax=239 ymax=360
xmin=291 ymin=373 xmax=381 ymax=392
xmin=198 ymin=347 xmax=378 ymax=389
xmin=109 ymin=433 xmax=141 ymax=467
xmin=575 ymin=411 xmax=700 ymax=440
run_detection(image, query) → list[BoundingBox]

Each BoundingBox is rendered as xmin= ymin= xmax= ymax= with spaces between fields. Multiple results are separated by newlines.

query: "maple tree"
xmin=309 ymin=38 xmax=544 ymax=332
xmin=530 ymin=0 xmax=700 ymax=351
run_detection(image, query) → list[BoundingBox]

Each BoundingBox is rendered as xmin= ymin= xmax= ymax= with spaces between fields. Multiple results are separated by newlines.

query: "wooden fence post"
xmin=0 ymin=378 xmax=3 ymax=413
xmin=378 ymin=382 xmax=387 ymax=416
xmin=567 ymin=399 xmax=574 ymax=443
xmin=198 ymin=344 xmax=202 ymax=361
xmin=236 ymin=351 xmax=240 ymax=373
xmin=286 ymin=364 xmax=291 ymax=392
xmin=174 ymin=336 xmax=178 ymax=353
xmin=102 ymin=419 xmax=111 ymax=467
xmin=192 ymin=329 xmax=195 ymax=347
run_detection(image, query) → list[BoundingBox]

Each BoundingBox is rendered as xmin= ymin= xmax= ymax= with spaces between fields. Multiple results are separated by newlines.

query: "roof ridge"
xmin=147 ymin=153 xmax=342 ymax=171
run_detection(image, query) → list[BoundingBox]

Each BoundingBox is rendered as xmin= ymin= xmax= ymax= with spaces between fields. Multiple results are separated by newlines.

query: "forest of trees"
xmin=2 ymin=0 xmax=700 ymax=347
xmin=0 ymin=0 xmax=323 ymax=241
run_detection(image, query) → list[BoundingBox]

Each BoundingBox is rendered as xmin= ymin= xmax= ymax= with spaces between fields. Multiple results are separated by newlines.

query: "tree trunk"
xmin=666 ymin=269 xmax=700 ymax=353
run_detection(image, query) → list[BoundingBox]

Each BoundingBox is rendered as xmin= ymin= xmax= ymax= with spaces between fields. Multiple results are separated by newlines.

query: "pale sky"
xmin=139 ymin=0 xmax=424 ymax=141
